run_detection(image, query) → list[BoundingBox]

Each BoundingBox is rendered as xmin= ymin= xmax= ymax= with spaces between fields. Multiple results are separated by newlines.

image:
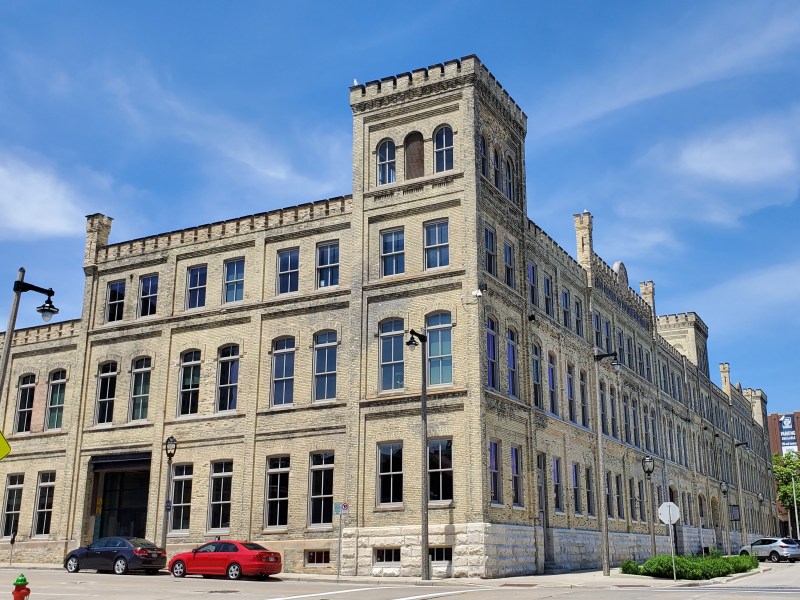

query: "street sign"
xmin=0 ymin=433 xmax=10 ymax=461
xmin=658 ymin=501 xmax=681 ymax=525
xmin=334 ymin=502 xmax=349 ymax=516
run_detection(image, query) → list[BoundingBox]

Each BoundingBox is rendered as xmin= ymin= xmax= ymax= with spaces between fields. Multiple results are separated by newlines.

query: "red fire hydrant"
xmin=12 ymin=575 xmax=29 ymax=600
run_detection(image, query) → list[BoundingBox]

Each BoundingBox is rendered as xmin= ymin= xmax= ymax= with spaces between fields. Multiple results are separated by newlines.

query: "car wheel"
xmin=769 ymin=551 xmax=781 ymax=563
xmin=113 ymin=557 xmax=129 ymax=574
xmin=171 ymin=560 xmax=186 ymax=578
xmin=740 ymin=551 xmax=749 ymax=556
xmin=65 ymin=556 xmax=80 ymax=573
xmin=226 ymin=563 xmax=242 ymax=580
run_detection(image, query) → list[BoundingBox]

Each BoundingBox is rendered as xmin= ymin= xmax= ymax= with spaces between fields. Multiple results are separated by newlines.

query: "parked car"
xmin=169 ymin=540 xmax=282 ymax=580
xmin=64 ymin=536 xmax=167 ymax=574
xmin=739 ymin=537 xmax=800 ymax=562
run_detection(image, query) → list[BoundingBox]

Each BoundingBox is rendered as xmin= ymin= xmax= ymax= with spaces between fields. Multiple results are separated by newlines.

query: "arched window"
xmin=547 ymin=354 xmax=557 ymax=415
xmin=377 ymin=140 xmax=396 ymax=185
xmin=97 ymin=362 xmax=117 ymax=424
xmin=272 ymin=337 xmax=295 ymax=406
xmin=531 ymin=344 xmax=542 ymax=409
xmin=405 ymin=131 xmax=424 ymax=179
xmin=493 ymin=150 xmax=501 ymax=188
xmin=314 ymin=331 xmax=337 ymax=400
xmin=505 ymin=159 xmax=513 ymax=199
xmin=427 ymin=312 xmax=452 ymax=386
xmin=217 ymin=345 xmax=239 ymax=411
xmin=434 ymin=126 xmax=453 ymax=172
xmin=486 ymin=318 xmax=498 ymax=389
xmin=179 ymin=351 xmax=200 ymax=416
xmin=46 ymin=370 xmax=66 ymax=430
xmin=15 ymin=374 xmax=36 ymax=433
xmin=380 ymin=320 xmax=404 ymax=391
xmin=507 ymin=329 xmax=518 ymax=398
xmin=479 ymin=136 xmax=488 ymax=177
xmin=130 ymin=357 xmax=151 ymax=421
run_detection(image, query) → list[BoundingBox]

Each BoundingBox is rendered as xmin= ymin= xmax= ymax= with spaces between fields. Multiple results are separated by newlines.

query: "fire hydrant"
xmin=12 ymin=575 xmax=29 ymax=600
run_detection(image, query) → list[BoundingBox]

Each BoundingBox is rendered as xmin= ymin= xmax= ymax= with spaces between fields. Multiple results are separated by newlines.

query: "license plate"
xmin=268 ymin=556 xmax=276 ymax=562
xmin=150 ymin=553 xmax=158 ymax=558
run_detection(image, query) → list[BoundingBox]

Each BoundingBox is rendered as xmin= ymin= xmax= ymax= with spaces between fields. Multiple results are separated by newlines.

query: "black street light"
xmin=0 ymin=268 xmax=59 ymax=418
xmin=642 ymin=456 xmax=656 ymax=557
xmin=720 ymin=480 xmax=730 ymax=555
xmin=593 ymin=350 xmax=621 ymax=576
xmin=406 ymin=328 xmax=429 ymax=580
xmin=161 ymin=436 xmax=178 ymax=551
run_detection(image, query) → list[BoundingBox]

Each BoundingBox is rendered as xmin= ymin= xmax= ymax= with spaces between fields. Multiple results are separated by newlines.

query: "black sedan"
xmin=64 ymin=536 xmax=166 ymax=574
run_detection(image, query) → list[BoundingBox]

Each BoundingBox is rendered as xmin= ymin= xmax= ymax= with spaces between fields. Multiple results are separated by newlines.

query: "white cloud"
xmin=528 ymin=2 xmax=800 ymax=137
xmin=0 ymin=150 xmax=86 ymax=239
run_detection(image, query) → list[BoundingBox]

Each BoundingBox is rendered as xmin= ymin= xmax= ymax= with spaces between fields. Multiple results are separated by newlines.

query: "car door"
xmin=82 ymin=538 xmax=107 ymax=569
xmin=190 ymin=542 xmax=219 ymax=575
xmin=217 ymin=542 xmax=239 ymax=573
xmin=96 ymin=537 xmax=121 ymax=570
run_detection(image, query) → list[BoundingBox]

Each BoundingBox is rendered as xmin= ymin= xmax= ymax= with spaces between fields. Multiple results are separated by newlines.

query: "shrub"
xmin=706 ymin=548 xmax=723 ymax=559
xmin=620 ymin=559 xmax=640 ymax=575
xmin=639 ymin=553 xmax=758 ymax=580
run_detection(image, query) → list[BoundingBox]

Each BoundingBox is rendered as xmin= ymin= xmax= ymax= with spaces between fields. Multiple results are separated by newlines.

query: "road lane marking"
xmin=390 ymin=591 xmax=490 ymax=600
xmin=268 ymin=587 xmax=406 ymax=600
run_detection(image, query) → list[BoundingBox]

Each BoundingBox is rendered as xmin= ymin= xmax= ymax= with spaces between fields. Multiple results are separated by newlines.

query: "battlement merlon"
xmin=349 ymin=55 xmax=527 ymax=130
xmin=84 ymin=213 xmax=113 ymax=268
xmin=657 ymin=312 xmax=710 ymax=336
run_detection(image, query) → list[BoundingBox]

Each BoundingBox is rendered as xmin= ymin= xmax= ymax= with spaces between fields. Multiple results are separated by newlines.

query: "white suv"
xmin=739 ymin=538 xmax=800 ymax=563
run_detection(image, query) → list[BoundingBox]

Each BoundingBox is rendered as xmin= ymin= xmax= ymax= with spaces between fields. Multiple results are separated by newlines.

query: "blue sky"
xmin=0 ymin=1 xmax=798 ymax=413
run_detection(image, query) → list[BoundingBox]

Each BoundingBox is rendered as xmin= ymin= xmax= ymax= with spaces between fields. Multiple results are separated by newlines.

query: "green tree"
xmin=772 ymin=451 xmax=800 ymax=536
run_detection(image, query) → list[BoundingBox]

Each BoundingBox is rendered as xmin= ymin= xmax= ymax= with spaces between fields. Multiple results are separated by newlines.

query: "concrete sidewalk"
xmin=0 ymin=562 xmax=769 ymax=589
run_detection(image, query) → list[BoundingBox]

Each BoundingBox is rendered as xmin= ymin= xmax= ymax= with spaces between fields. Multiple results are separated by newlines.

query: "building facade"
xmin=0 ymin=55 xmax=777 ymax=577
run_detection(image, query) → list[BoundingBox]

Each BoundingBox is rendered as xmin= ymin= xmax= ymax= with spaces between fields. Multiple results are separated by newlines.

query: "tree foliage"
xmin=772 ymin=451 xmax=800 ymax=528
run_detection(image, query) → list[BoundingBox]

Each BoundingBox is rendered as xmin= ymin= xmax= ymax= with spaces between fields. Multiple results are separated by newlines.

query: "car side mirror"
xmin=192 ymin=548 xmax=197 ymax=555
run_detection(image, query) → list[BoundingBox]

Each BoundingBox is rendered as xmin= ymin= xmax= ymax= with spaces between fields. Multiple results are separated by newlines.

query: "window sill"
xmin=429 ymin=501 xmax=454 ymax=509
xmin=374 ymin=504 xmax=404 ymax=512
xmin=167 ymin=531 xmax=191 ymax=538
xmin=85 ymin=420 xmax=154 ymax=433
xmin=305 ymin=526 xmax=334 ymax=533
xmin=167 ymin=411 xmax=245 ymax=425
xmin=261 ymin=527 xmax=288 ymax=534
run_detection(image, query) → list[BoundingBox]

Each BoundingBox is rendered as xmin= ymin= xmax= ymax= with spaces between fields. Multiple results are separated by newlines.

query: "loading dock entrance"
xmin=89 ymin=452 xmax=152 ymax=540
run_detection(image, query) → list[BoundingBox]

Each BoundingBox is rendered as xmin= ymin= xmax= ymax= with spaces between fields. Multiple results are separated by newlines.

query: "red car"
xmin=169 ymin=540 xmax=282 ymax=580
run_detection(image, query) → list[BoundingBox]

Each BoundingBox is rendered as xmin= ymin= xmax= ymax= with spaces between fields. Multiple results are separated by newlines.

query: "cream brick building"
xmin=0 ymin=55 xmax=777 ymax=577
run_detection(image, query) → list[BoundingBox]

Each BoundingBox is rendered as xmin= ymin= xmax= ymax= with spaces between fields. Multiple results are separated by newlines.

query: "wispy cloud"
xmin=528 ymin=2 xmax=800 ymax=137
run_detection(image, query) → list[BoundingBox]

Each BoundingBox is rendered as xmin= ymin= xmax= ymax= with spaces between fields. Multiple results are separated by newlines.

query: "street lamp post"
xmin=720 ymin=480 xmax=730 ymax=555
xmin=0 ymin=268 xmax=59 ymax=415
xmin=642 ymin=455 xmax=656 ymax=557
xmin=161 ymin=436 xmax=177 ymax=551
xmin=406 ymin=329 xmax=429 ymax=580
xmin=734 ymin=442 xmax=748 ymax=547
xmin=594 ymin=350 xmax=621 ymax=576
xmin=757 ymin=492 xmax=764 ymax=536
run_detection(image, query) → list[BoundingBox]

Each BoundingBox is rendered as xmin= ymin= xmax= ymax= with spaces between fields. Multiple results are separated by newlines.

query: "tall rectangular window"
xmin=309 ymin=451 xmax=334 ymax=526
xmin=487 ymin=319 xmax=498 ymax=390
xmin=623 ymin=394 xmax=631 ymax=444
xmin=593 ymin=311 xmax=602 ymax=348
xmin=603 ymin=320 xmax=612 ymax=353
xmin=97 ymin=362 xmax=117 ymax=424
xmin=645 ymin=352 xmax=653 ymax=382
xmin=278 ymin=248 xmax=300 ymax=293
xmin=208 ymin=460 xmax=233 ymax=530
xmin=610 ymin=387 xmax=619 ymax=439
xmin=638 ymin=345 xmax=645 ymax=377
xmin=314 ymin=331 xmax=337 ymax=400
xmin=561 ymin=289 xmax=571 ymax=328
xmin=579 ymin=371 xmax=589 ymax=428
xmin=574 ymin=299 xmax=584 ymax=337
xmin=379 ymin=320 xmax=404 ymax=391
xmin=2 ymin=475 xmax=23 ymax=536
xmin=528 ymin=264 xmax=539 ymax=306
xmin=106 ymin=280 xmax=125 ymax=322
xmin=34 ymin=472 xmax=55 ymax=536
xmin=532 ymin=344 xmax=543 ymax=409
xmin=503 ymin=242 xmax=515 ymax=288
xmin=381 ymin=230 xmax=405 ymax=276
xmin=46 ymin=370 xmax=66 ymax=430
xmin=427 ymin=313 xmax=452 ymax=386
xmin=605 ymin=472 xmax=613 ymax=518
xmin=265 ymin=457 xmax=289 ymax=528
xmin=378 ymin=442 xmax=403 ymax=505
xmin=615 ymin=474 xmax=624 ymax=518
xmin=629 ymin=478 xmax=638 ymax=521
xmin=179 ymin=351 xmax=201 ymax=415
xmin=507 ymin=329 xmax=518 ymax=398
xmin=317 ymin=242 xmax=339 ymax=288
xmin=429 ymin=439 xmax=453 ymax=502
xmin=489 ymin=440 xmax=501 ymax=504
xmin=547 ymin=354 xmax=558 ymax=415
xmin=572 ymin=463 xmax=582 ymax=514
xmin=272 ymin=338 xmax=295 ymax=405
xmin=638 ymin=480 xmax=646 ymax=522
xmin=552 ymin=457 xmax=563 ymax=512
xmin=187 ymin=265 xmax=207 ymax=309
xmin=600 ymin=382 xmax=608 ymax=434
xmin=130 ymin=357 xmax=151 ymax=421
xmin=138 ymin=274 xmax=158 ymax=317
xmin=15 ymin=374 xmax=35 ymax=433
xmin=626 ymin=336 xmax=634 ymax=370
xmin=424 ymin=221 xmax=449 ymax=269
xmin=632 ymin=399 xmax=641 ymax=447
xmin=224 ymin=258 xmax=245 ymax=303
xmin=567 ymin=365 xmax=576 ymax=422
xmin=171 ymin=464 xmax=193 ymax=531
xmin=543 ymin=276 xmax=554 ymax=317
xmin=511 ymin=446 xmax=523 ymax=507
xmin=217 ymin=345 xmax=239 ymax=411
xmin=485 ymin=228 xmax=496 ymax=276
xmin=617 ymin=329 xmax=626 ymax=365
xmin=585 ymin=467 xmax=595 ymax=516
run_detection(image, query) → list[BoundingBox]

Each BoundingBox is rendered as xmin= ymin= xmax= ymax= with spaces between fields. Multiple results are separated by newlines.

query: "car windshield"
xmin=128 ymin=538 xmax=157 ymax=548
xmin=242 ymin=542 xmax=267 ymax=551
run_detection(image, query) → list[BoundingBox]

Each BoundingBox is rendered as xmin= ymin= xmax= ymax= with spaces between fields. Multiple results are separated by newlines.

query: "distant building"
xmin=767 ymin=412 xmax=800 ymax=535
xmin=0 ymin=55 xmax=777 ymax=577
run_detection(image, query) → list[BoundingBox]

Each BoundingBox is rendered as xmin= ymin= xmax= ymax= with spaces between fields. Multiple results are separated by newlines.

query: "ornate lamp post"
xmin=406 ymin=328 xmax=429 ymax=580
xmin=720 ymin=480 xmax=730 ymax=555
xmin=594 ymin=350 xmax=621 ymax=576
xmin=160 ymin=436 xmax=177 ymax=551
xmin=757 ymin=492 xmax=764 ymax=536
xmin=642 ymin=455 xmax=656 ymax=557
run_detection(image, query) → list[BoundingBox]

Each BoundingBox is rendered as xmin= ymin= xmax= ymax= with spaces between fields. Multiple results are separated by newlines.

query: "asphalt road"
xmin=1 ymin=563 xmax=798 ymax=600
